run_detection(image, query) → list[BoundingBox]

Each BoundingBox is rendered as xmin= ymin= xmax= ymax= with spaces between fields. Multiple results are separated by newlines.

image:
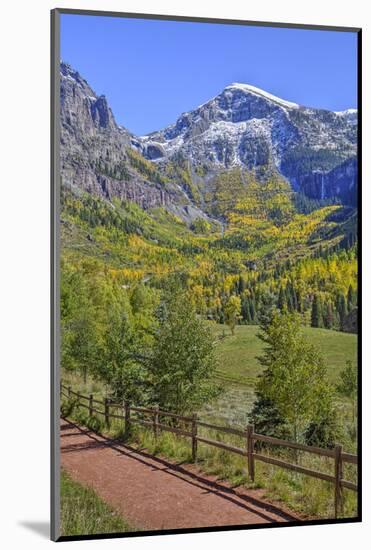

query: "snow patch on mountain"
xmin=225 ymin=83 xmax=300 ymax=110
xmin=335 ymin=108 xmax=357 ymax=115
xmin=334 ymin=109 xmax=357 ymax=125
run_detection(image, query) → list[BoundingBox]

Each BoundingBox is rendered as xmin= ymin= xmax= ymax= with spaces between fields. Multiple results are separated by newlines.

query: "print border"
xmin=51 ymin=8 xmax=362 ymax=542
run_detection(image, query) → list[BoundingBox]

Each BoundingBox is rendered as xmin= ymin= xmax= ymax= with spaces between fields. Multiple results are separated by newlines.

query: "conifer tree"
xmin=324 ymin=301 xmax=334 ymax=330
xmin=311 ymin=294 xmax=323 ymax=328
xmin=286 ymin=284 xmax=294 ymax=312
xmin=277 ymin=286 xmax=287 ymax=312
xmin=238 ymin=275 xmax=246 ymax=295
xmin=337 ymin=294 xmax=348 ymax=330
xmin=241 ymin=298 xmax=251 ymax=323
xmin=249 ymin=300 xmax=256 ymax=323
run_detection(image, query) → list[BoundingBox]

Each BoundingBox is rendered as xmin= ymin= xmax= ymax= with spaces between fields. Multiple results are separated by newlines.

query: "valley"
xmin=60 ymin=61 xmax=358 ymax=520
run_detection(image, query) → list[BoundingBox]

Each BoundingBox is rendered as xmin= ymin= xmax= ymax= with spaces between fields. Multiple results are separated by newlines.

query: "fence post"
xmin=192 ymin=414 xmax=198 ymax=462
xmin=246 ymin=424 xmax=255 ymax=482
xmin=124 ymin=401 xmax=131 ymax=437
xmin=68 ymin=386 xmax=71 ymax=398
xmin=104 ymin=398 xmax=110 ymax=428
xmin=334 ymin=444 xmax=344 ymax=518
xmin=89 ymin=394 xmax=93 ymax=417
xmin=153 ymin=405 xmax=159 ymax=439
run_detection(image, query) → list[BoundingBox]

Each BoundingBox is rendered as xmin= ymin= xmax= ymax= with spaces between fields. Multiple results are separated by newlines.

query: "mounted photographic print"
xmin=51 ymin=8 xmax=361 ymax=541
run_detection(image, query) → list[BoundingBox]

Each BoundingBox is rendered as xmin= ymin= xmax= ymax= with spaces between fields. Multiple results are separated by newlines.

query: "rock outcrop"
xmin=61 ymin=63 xmax=176 ymax=211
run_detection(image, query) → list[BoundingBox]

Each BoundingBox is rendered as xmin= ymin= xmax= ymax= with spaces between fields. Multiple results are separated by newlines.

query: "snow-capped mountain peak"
xmin=60 ymin=61 xmax=357 ymax=208
xmin=224 ymin=83 xmax=300 ymax=110
xmin=137 ymin=81 xmax=357 ymax=205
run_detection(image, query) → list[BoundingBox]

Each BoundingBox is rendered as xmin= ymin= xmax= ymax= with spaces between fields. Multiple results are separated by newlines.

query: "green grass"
xmin=60 ymin=470 xmax=134 ymax=536
xmin=302 ymin=326 xmax=358 ymax=381
xmin=211 ymin=323 xmax=357 ymax=385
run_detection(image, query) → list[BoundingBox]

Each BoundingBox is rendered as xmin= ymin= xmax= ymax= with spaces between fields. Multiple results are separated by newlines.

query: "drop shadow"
xmin=18 ymin=521 xmax=50 ymax=539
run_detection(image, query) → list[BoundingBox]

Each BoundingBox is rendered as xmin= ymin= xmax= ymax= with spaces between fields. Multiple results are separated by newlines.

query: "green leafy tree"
xmin=337 ymin=360 xmax=357 ymax=424
xmin=99 ymin=295 xmax=149 ymax=405
xmin=69 ymin=309 xmax=99 ymax=384
xmin=148 ymin=292 xmax=220 ymax=415
xmin=61 ymin=262 xmax=100 ymax=384
xmin=191 ymin=218 xmax=211 ymax=233
xmin=224 ymin=295 xmax=242 ymax=335
xmin=257 ymin=311 xmax=335 ymax=442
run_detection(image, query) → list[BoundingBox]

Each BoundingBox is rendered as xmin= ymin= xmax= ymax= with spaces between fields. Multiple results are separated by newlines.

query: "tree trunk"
xmin=293 ymin=422 xmax=298 ymax=464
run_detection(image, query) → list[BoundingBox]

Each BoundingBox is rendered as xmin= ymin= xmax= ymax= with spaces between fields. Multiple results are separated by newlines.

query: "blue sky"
xmin=61 ymin=14 xmax=358 ymax=135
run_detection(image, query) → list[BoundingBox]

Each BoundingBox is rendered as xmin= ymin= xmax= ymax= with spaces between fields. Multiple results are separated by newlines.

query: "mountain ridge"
xmin=136 ymin=80 xmax=357 ymax=205
xmin=60 ymin=62 xmax=214 ymax=224
xmin=60 ymin=61 xmax=358 ymax=222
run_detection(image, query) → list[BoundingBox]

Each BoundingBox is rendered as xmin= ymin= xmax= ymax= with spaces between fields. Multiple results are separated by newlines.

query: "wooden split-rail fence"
xmin=61 ymin=383 xmax=358 ymax=519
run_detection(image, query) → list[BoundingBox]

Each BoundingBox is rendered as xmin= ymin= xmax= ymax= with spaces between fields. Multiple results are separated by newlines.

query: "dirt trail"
xmin=60 ymin=418 xmax=299 ymax=532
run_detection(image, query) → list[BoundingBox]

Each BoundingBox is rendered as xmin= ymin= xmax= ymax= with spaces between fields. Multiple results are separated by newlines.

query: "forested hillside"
xmin=61 ymin=178 xmax=357 ymax=334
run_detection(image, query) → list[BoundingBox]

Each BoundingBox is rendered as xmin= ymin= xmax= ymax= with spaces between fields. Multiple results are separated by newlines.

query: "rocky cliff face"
xmin=61 ymin=63 xmax=358 ymax=216
xmin=139 ymin=83 xmax=357 ymax=204
xmin=60 ymin=63 xmax=176 ymax=211
xmin=296 ymin=157 xmax=358 ymax=206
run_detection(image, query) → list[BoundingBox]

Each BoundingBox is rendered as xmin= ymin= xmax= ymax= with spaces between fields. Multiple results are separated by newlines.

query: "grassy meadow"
xmin=212 ymin=323 xmax=357 ymax=384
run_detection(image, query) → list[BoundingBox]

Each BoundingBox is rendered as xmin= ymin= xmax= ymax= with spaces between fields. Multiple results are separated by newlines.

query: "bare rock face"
xmin=60 ymin=62 xmax=173 ymax=210
xmin=296 ymin=157 xmax=358 ymax=206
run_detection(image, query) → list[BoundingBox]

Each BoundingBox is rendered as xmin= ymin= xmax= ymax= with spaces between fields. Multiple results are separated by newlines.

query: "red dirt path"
xmin=60 ymin=418 xmax=300 ymax=532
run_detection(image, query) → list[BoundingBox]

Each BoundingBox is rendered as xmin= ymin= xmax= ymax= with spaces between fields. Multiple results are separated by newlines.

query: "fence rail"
xmin=61 ymin=383 xmax=358 ymax=518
